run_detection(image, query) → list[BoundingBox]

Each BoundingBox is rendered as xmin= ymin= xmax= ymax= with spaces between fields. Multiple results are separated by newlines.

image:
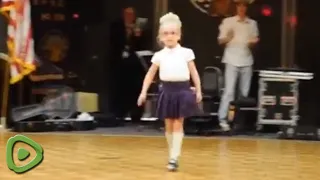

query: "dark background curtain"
xmin=295 ymin=0 xmax=320 ymax=125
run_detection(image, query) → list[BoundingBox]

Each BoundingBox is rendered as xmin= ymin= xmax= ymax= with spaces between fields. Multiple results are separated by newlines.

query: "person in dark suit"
xmin=109 ymin=7 xmax=149 ymax=126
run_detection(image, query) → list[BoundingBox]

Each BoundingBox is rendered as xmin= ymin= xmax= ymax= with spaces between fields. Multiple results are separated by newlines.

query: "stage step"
xmin=13 ymin=119 xmax=96 ymax=132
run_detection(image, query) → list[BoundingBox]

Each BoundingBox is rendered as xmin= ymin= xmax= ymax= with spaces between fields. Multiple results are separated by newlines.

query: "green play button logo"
xmin=18 ymin=148 xmax=31 ymax=161
xmin=6 ymin=135 xmax=44 ymax=174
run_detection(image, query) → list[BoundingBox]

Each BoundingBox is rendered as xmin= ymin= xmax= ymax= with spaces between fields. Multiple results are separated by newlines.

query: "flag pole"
xmin=0 ymin=53 xmax=10 ymax=131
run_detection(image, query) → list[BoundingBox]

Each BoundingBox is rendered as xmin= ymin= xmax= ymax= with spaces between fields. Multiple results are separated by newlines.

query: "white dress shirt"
xmin=218 ymin=16 xmax=259 ymax=67
xmin=151 ymin=44 xmax=195 ymax=81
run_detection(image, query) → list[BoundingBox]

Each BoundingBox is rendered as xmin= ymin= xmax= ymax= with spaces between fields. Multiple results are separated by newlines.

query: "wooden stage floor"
xmin=0 ymin=132 xmax=320 ymax=180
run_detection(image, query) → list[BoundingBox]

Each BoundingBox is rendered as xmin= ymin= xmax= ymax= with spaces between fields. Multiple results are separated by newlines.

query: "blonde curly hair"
xmin=159 ymin=12 xmax=182 ymax=29
xmin=157 ymin=12 xmax=182 ymax=48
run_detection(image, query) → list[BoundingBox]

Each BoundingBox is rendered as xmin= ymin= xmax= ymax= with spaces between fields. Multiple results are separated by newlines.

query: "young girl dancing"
xmin=137 ymin=12 xmax=202 ymax=171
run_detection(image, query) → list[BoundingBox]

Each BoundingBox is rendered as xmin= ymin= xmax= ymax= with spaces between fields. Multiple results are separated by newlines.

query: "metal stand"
xmin=0 ymin=53 xmax=10 ymax=132
xmin=123 ymin=51 xmax=160 ymax=130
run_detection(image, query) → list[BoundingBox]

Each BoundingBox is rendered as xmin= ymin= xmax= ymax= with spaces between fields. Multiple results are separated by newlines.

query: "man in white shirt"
xmin=217 ymin=1 xmax=259 ymax=131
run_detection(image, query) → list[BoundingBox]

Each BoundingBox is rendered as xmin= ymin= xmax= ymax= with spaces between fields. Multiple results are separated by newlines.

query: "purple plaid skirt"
xmin=156 ymin=81 xmax=197 ymax=120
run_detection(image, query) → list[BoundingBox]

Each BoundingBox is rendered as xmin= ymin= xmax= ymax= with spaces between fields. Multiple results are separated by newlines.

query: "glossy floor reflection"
xmin=0 ymin=132 xmax=320 ymax=180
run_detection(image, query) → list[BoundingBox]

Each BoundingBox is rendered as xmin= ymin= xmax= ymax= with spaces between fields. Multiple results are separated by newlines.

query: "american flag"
xmin=0 ymin=0 xmax=36 ymax=84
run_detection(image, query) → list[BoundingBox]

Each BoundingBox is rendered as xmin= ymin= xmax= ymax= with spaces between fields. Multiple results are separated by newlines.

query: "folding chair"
xmin=136 ymin=50 xmax=158 ymax=122
xmin=185 ymin=66 xmax=223 ymax=134
xmin=123 ymin=50 xmax=162 ymax=130
xmin=141 ymin=81 xmax=159 ymax=122
xmin=200 ymin=66 xmax=223 ymax=115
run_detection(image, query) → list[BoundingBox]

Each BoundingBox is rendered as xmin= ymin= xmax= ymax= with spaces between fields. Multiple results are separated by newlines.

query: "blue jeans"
xmin=218 ymin=64 xmax=253 ymax=122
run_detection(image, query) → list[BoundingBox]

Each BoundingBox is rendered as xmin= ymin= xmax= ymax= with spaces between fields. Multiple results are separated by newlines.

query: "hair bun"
xmin=159 ymin=12 xmax=182 ymax=28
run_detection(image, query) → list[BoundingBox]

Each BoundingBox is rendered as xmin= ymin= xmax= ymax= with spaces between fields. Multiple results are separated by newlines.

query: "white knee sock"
xmin=165 ymin=132 xmax=173 ymax=157
xmin=171 ymin=132 xmax=184 ymax=161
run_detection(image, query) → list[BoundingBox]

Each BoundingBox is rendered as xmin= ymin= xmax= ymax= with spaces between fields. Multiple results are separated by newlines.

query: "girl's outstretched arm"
xmin=188 ymin=61 xmax=201 ymax=94
xmin=140 ymin=64 xmax=159 ymax=94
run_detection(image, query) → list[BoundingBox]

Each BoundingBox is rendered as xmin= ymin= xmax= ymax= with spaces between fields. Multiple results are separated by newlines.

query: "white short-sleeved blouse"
xmin=151 ymin=44 xmax=195 ymax=81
